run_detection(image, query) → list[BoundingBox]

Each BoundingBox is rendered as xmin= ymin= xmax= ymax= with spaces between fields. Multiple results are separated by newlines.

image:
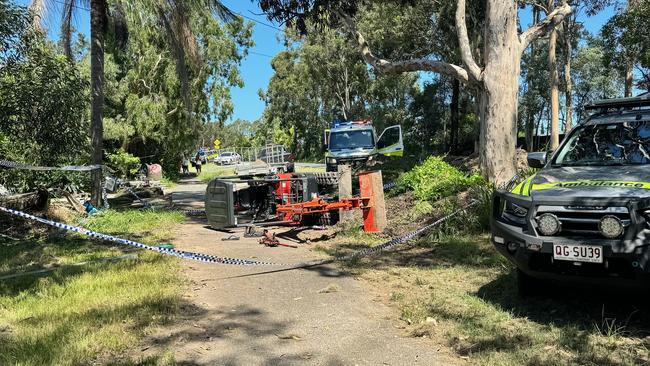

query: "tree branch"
xmin=455 ymin=0 xmax=482 ymax=82
xmin=339 ymin=13 xmax=470 ymax=85
xmin=520 ymin=3 xmax=573 ymax=51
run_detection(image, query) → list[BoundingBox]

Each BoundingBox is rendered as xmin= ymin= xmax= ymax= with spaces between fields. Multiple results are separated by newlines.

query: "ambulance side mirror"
xmin=527 ymin=152 xmax=547 ymax=169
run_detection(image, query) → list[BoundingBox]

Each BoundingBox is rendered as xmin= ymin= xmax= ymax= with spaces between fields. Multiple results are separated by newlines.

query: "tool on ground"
xmin=244 ymin=225 xmax=265 ymax=238
xmin=259 ymin=230 xmax=298 ymax=248
xmin=221 ymin=235 xmax=240 ymax=241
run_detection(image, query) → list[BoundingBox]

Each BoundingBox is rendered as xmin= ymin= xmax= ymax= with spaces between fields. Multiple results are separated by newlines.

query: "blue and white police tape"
xmin=345 ymin=201 xmax=477 ymax=260
xmin=0 ymin=206 xmax=277 ymax=266
xmin=280 ymin=200 xmax=478 ymax=269
xmin=0 ymin=159 xmax=103 ymax=172
xmin=0 ymin=200 xmax=477 ymax=269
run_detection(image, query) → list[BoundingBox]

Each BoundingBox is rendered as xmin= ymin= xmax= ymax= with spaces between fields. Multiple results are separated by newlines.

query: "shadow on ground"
xmin=322 ymin=233 xmax=650 ymax=364
xmin=118 ymin=302 xmax=341 ymax=366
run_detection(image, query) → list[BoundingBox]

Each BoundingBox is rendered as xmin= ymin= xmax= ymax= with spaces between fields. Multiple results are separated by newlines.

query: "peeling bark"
xmin=455 ymin=0 xmax=482 ymax=82
xmin=478 ymin=0 xmax=520 ymax=183
xmin=450 ymin=79 xmax=460 ymax=153
xmin=549 ymin=26 xmax=560 ymax=150
xmin=624 ymin=0 xmax=636 ymax=97
xmin=625 ymin=61 xmax=634 ymax=97
xmin=563 ymin=20 xmax=574 ymax=131
xmin=520 ymin=3 xmax=573 ymax=52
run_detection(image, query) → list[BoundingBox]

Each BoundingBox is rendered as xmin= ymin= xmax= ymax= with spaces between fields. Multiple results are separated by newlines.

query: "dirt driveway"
xmin=140 ymin=178 xmax=456 ymax=365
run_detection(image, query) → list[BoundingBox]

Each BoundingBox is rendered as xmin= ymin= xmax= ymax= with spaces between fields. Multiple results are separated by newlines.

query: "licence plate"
xmin=553 ymin=244 xmax=603 ymax=263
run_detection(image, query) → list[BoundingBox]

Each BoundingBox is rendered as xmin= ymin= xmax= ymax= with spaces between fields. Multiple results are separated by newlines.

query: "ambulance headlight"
xmin=599 ymin=215 xmax=623 ymax=239
xmin=536 ymin=213 xmax=561 ymax=236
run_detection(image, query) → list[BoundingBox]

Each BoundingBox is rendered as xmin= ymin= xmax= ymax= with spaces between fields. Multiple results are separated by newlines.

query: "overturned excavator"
xmin=205 ymin=171 xmax=382 ymax=232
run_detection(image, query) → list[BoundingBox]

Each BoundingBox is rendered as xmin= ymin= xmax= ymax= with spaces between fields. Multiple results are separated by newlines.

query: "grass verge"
xmin=0 ymin=209 xmax=185 ymax=365
xmin=196 ymin=163 xmax=235 ymax=183
xmin=160 ymin=176 xmax=177 ymax=189
xmin=349 ymin=232 xmax=650 ymax=365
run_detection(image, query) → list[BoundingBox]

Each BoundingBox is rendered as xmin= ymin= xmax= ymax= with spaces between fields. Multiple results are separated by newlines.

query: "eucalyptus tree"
xmin=358 ymin=0 xmax=484 ymax=153
xmin=602 ymin=0 xmax=649 ymax=94
xmin=262 ymin=19 xmax=419 ymax=159
xmin=572 ymin=39 xmax=623 ymax=121
xmin=258 ymin=0 xmax=572 ymax=184
xmin=523 ymin=0 xmax=611 ymax=140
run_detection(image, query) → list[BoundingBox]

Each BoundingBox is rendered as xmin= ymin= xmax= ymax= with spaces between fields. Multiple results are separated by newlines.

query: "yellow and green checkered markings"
xmin=510 ymin=177 xmax=650 ymax=196
xmin=510 ymin=175 xmax=536 ymax=196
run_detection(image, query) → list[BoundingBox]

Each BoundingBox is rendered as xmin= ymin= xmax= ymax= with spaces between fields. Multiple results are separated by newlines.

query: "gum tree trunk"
xmin=450 ymin=79 xmax=460 ymax=153
xmin=564 ymin=26 xmax=573 ymax=131
xmin=624 ymin=0 xmax=636 ymax=97
xmin=548 ymin=0 xmax=560 ymax=150
xmin=478 ymin=0 xmax=520 ymax=183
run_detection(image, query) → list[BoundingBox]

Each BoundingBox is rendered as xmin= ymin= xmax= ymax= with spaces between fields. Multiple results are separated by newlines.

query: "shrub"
xmin=469 ymin=181 xmax=494 ymax=231
xmin=395 ymin=156 xmax=483 ymax=202
xmin=107 ymin=149 xmax=141 ymax=179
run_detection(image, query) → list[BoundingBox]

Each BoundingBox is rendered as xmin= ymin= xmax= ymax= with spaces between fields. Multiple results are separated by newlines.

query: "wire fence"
xmin=207 ymin=144 xmax=289 ymax=164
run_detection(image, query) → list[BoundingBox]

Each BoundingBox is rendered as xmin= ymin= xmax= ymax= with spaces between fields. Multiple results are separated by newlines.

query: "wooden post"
xmin=337 ymin=164 xmax=353 ymax=223
xmin=359 ymin=171 xmax=387 ymax=232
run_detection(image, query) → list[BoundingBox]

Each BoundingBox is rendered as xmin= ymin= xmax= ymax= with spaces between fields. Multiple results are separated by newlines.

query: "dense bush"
xmin=0 ymin=2 xmax=89 ymax=193
xmin=107 ymin=149 xmax=141 ymax=179
xmin=395 ymin=156 xmax=483 ymax=202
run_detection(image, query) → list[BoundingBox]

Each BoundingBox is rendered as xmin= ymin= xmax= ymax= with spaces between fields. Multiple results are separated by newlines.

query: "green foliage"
xmin=106 ymin=149 xmax=141 ymax=179
xmin=95 ymin=5 xmax=253 ymax=179
xmin=469 ymin=181 xmax=494 ymax=231
xmin=601 ymin=1 xmax=650 ymax=90
xmin=395 ymin=156 xmax=483 ymax=202
xmin=0 ymin=0 xmax=29 ymax=59
xmin=573 ymin=39 xmax=624 ymax=121
xmin=0 ymin=2 xmax=89 ymax=193
xmin=260 ymin=2 xmax=483 ymax=160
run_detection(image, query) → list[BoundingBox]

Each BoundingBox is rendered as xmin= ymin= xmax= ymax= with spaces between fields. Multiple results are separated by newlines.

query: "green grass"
xmin=0 ymin=209 xmax=186 ymax=365
xmin=160 ymin=176 xmax=177 ymax=189
xmin=196 ymin=163 xmax=235 ymax=183
xmin=352 ymin=233 xmax=650 ymax=365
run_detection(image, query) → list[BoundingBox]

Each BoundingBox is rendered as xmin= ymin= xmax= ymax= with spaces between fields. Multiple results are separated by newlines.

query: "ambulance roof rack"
xmin=584 ymin=93 xmax=650 ymax=111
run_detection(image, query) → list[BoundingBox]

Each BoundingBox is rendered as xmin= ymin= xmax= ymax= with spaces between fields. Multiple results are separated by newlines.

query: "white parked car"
xmin=214 ymin=152 xmax=241 ymax=165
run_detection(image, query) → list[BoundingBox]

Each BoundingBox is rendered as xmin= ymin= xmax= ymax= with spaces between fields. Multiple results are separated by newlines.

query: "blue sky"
xmin=15 ymin=1 xmax=618 ymax=124
xmin=220 ymin=0 xmax=284 ymax=123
